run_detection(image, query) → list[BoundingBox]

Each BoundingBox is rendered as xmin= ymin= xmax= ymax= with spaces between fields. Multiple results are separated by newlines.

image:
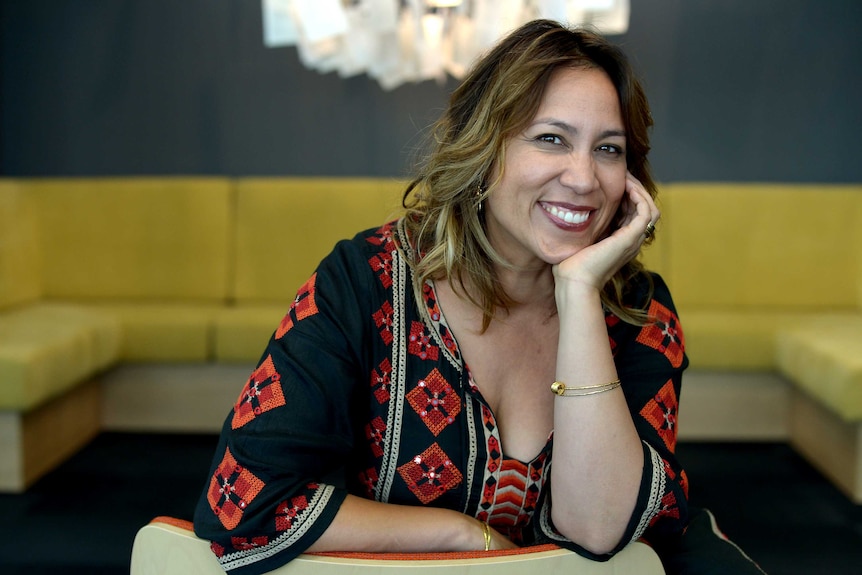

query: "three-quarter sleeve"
xmin=534 ymin=273 xmax=690 ymax=558
xmin=193 ymin=240 xmax=374 ymax=575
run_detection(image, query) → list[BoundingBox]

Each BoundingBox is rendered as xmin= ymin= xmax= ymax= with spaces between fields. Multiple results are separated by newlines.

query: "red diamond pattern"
xmin=408 ymin=321 xmax=439 ymax=361
xmin=358 ymin=467 xmax=379 ymax=498
xmin=365 ymin=416 xmax=387 ymax=458
xmin=640 ymin=379 xmax=678 ymax=451
xmin=370 ymin=359 xmax=392 ymax=404
xmin=368 ymin=253 xmax=394 ymax=288
xmin=231 ymin=536 xmax=269 ymax=550
xmin=406 ymin=369 xmax=460 ymax=436
xmin=232 ymin=355 xmax=286 ymax=429
xmin=397 ymin=443 xmax=463 ymax=504
xmin=365 ymin=222 xmax=397 ymax=252
xmin=276 ymin=273 xmax=319 ymax=339
xmin=636 ymin=300 xmax=685 ymax=367
xmin=275 ymin=493 xmax=310 ymax=532
xmin=372 ymin=301 xmax=394 ymax=345
xmin=650 ymin=492 xmax=680 ymax=527
xmin=207 ymin=448 xmax=265 ymax=530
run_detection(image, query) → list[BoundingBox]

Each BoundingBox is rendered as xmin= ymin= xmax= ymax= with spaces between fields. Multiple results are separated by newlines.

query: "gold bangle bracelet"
xmin=550 ymin=379 xmax=621 ymax=396
xmin=480 ymin=521 xmax=492 ymax=551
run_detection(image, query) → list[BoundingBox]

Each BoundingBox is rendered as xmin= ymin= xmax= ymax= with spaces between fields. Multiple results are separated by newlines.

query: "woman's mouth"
xmin=541 ymin=203 xmax=592 ymax=227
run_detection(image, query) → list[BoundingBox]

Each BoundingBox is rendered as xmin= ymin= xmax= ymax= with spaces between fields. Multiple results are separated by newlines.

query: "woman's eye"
xmin=536 ymin=134 xmax=564 ymax=145
xmin=597 ymin=144 xmax=624 ymax=156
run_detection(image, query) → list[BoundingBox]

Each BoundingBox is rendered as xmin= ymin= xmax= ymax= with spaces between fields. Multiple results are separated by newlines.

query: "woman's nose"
xmin=559 ymin=152 xmax=599 ymax=194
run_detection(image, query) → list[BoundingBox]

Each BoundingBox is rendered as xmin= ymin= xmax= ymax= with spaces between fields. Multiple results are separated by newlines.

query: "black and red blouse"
xmin=194 ymin=219 xmax=689 ymax=575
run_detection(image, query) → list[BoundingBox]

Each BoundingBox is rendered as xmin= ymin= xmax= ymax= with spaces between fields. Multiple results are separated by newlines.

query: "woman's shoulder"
xmin=610 ymin=270 xmax=688 ymax=371
xmin=313 ymin=220 xmax=405 ymax=289
xmin=354 ymin=219 xmax=402 ymax=250
xmin=622 ymin=270 xmax=677 ymax=312
xmin=323 ymin=220 xmax=401 ymax=262
xmin=605 ymin=271 xmax=682 ymax=340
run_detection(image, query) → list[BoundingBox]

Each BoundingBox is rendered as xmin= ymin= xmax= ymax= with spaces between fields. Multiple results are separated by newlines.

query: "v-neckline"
xmin=426 ymin=279 xmax=554 ymax=467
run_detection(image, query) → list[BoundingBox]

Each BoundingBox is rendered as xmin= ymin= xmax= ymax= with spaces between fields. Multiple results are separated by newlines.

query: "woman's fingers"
xmin=554 ymin=174 xmax=659 ymax=290
xmin=623 ymin=173 xmax=659 ymax=242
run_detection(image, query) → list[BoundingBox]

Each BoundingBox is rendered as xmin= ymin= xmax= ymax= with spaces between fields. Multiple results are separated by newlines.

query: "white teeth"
xmin=546 ymin=204 xmax=588 ymax=224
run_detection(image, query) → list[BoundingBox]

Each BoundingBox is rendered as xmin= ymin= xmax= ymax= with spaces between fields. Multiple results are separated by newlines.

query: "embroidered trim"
xmin=463 ymin=384 xmax=478 ymax=513
xmin=478 ymin=404 xmax=503 ymax=522
xmin=539 ymin=444 xmax=665 ymax=545
xmin=537 ymin=462 xmax=568 ymax=542
xmin=632 ymin=442 xmax=666 ymax=542
xmin=406 ymin=368 xmax=461 ymax=436
xmin=418 ymin=280 xmax=463 ymax=371
xmin=376 ymin=225 xmax=410 ymax=503
xmin=218 ymin=484 xmax=336 ymax=570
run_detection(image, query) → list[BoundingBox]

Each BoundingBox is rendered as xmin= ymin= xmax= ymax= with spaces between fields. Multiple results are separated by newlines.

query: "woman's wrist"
xmin=554 ymin=280 xmax=603 ymax=316
xmin=479 ymin=520 xmax=492 ymax=551
xmin=455 ymin=514 xmax=491 ymax=551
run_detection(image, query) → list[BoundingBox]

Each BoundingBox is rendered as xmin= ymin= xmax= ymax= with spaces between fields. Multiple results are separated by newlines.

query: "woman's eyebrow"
xmin=533 ymin=119 xmax=626 ymax=139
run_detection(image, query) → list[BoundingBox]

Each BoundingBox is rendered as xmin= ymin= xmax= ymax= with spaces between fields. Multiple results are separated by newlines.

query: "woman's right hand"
xmin=553 ymin=171 xmax=659 ymax=296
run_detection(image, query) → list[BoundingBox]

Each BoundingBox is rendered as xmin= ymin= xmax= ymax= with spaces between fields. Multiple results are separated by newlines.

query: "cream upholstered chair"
xmin=130 ymin=517 xmax=666 ymax=575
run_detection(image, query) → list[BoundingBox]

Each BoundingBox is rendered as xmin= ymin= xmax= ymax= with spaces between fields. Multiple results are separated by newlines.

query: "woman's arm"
xmin=307 ymin=495 xmax=516 ymax=553
xmin=549 ymin=284 xmax=644 ymax=554
xmin=547 ymin=173 xmax=659 ymax=554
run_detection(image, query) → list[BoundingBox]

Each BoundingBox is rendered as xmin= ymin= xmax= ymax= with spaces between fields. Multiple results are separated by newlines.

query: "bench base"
xmin=790 ymin=387 xmax=862 ymax=503
xmin=0 ymin=379 xmax=101 ymax=492
xmin=678 ymin=370 xmax=790 ymax=441
xmin=100 ymin=363 xmax=253 ymax=433
xmin=99 ymin=365 xmax=793 ymax=440
xmin=7 ymin=365 xmax=857 ymax=504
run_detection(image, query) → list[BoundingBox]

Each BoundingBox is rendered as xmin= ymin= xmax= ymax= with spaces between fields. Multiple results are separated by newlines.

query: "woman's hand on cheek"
xmin=553 ymin=172 xmax=659 ymax=293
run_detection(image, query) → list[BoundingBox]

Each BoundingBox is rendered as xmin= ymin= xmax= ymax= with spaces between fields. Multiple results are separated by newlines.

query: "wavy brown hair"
xmin=401 ymin=19 xmax=657 ymax=331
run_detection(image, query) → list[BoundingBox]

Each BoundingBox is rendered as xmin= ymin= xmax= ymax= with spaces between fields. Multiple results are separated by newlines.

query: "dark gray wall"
xmin=2 ymin=0 xmax=861 ymax=182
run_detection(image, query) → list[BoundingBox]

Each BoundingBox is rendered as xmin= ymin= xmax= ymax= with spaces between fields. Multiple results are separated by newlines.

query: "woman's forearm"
xmin=550 ymin=283 xmax=644 ymax=554
xmin=306 ymin=494 xmax=510 ymax=553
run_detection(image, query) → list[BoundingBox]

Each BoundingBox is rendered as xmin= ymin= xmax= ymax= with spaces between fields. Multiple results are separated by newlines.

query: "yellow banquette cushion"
xmin=213 ymin=178 xmax=406 ymax=362
xmin=2 ymin=178 xmax=861 ymax=423
xmin=649 ymin=184 xmax=862 ymax=371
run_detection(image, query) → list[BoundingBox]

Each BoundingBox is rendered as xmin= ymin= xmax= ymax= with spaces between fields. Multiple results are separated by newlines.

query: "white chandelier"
xmin=262 ymin=0 xmax=630 ymax=90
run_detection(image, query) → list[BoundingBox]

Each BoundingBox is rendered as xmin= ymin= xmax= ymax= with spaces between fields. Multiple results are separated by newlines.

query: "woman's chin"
xmin=541 ymin=244 xmax=588 ymax=267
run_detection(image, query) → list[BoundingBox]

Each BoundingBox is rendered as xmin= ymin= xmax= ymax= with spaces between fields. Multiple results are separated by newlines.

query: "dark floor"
xmin=1 ymin=434 xmax=860 ymax=574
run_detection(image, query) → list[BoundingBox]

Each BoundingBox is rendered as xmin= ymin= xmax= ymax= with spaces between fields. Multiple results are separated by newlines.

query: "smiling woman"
xmin=193 ymin=19 xmax=766 ymax=575
xmin=401 ymin=20 xmax=659 ymax=330
xmin=483 ymin=66 xmax=630 ymax=269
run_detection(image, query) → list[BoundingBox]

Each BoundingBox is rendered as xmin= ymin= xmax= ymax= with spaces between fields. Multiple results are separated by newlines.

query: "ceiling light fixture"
xmin=262 ymin=0 xmax=630 ymax=90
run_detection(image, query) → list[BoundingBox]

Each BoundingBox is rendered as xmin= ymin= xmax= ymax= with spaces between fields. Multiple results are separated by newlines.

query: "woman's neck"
xmin=493 ymin=262 xmax=557 ymax=312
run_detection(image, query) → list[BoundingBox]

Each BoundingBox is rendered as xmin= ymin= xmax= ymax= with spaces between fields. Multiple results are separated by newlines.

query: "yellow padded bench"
xmin=776 ymin=320 xmax=862 ymax=501
xmin=648 ymin=184 xmax=862 ymax=371
xmin=214 ymin=178 xmax=405 ymax=362
xmin=30 ymin=177 xmax=234 ymax=363
xmin=0 ymin=304 xmax=120 ymax=410
xmin=0 ymin=177 xmax=235 ymax=490
xmin=2 ymin=177 xmax=862 ymax=503
xmin=0 ymin=177 xmax=405 ymax=491
xmin=1 ymin=182 xmax=118 ymax=489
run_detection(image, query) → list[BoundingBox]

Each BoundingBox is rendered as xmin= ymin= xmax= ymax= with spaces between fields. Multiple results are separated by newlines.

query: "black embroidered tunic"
xmin=194 ymin=220 xmax=690 ymax=574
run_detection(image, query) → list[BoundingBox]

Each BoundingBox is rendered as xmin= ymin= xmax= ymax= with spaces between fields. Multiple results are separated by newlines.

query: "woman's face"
xmin=484 ymin=66 xmax=628 ymax=269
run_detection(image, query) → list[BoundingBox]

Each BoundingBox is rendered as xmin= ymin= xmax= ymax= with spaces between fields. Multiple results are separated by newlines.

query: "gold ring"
xmin=644 ymin=221 xmax=656 ymax=239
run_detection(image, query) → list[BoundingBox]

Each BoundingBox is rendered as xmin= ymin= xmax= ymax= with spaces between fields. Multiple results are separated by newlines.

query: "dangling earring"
xmin=476 ymin=182 xmax=487 ymax=215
